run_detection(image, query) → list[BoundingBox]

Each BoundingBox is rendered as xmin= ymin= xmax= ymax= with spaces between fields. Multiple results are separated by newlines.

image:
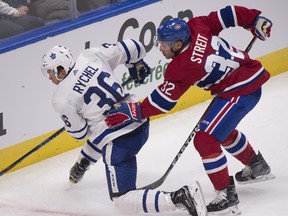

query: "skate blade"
xmin=229 ymin=205 xmax=241 ymax=215
xmin=194 ymin=181 xmax=208 ymax=216
xmin=65 ymin=181 xmax=77 ymax=191
xmin=208 ymin=204 xmax=241 ymax=215
xmin=237 ymin=172 xmax=275 ymax=185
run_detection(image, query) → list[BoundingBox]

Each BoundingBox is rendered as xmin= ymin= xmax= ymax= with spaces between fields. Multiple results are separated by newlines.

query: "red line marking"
xmin=0 ymin=202 xmax=92 ymax=216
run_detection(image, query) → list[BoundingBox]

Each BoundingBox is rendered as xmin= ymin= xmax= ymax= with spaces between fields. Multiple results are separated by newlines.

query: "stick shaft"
xmin=138 ymin=124 xmax=200 ymax=190
xmin=245 ymin=36 xmax=257 ymax=53
xmin=0 ymin=127 xmax=65 ymax=176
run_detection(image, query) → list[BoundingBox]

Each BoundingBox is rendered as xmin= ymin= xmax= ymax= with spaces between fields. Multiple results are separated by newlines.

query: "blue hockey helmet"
xmin=154 ymin=18 xmax=190 ymax=48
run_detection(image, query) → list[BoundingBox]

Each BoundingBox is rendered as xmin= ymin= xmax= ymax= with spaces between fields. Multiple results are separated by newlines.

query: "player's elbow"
xmin=66 ymin=124 xmax=88 ymax=141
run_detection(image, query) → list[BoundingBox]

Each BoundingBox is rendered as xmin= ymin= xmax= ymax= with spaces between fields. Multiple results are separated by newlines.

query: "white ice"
xmin=0 ymin=72 xmax=288 ymax=216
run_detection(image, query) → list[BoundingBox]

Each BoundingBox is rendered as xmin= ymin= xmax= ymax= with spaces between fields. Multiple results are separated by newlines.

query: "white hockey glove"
xmin=126 ymin=59 xmax=151 ymax=84
xmin=251 ymin=15 xmax=272 ymax=41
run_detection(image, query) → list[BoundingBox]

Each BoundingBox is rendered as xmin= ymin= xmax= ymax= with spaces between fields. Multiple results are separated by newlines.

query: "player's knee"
xmin=194 ymin=130 xmax=221 ymax=157
xmin=222 ymin=129 xmax=238 ymax=146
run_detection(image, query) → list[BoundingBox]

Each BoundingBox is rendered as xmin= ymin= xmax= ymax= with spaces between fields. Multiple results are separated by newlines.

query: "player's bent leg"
xmin=112 ymin=182 xmax=207 ymax=216
xmin=112 ymin=189 xmax=176 ymax=214
xmin=103 ymin=123 xmax=150 ymax=197
xmin=222 ymin=131 xmax=275 ymax=184
xmin=235 ymin=151 xmax=275 ymax=184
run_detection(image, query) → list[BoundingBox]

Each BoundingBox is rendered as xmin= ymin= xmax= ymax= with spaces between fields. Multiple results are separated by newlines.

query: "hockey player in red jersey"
xmin=105 ymin=5 xmax=275 ymax=215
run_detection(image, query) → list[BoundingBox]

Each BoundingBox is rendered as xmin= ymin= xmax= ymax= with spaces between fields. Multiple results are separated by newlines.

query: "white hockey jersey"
xmin=52 ymin=39 xmax=148 ymax=151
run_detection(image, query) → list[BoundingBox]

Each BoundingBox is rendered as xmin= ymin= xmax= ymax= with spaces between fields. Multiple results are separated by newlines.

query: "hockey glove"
xmin=251 ymin=15 xmax=272 ymax=41
xmin=105 ymin=102 xmax=142 ymax=128
xmin=126 ymin=59 xmax=151 ymax=84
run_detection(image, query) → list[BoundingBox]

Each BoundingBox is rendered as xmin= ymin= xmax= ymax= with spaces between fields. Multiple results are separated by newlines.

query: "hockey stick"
xmin=121 ymin=76 xmax=134 ymax=86
xmin=245 ymin=36 xmax=257 ymax=53
xmin=138 ymin=36 xmax=257 ymax=190
xmin=138 ymin=123 xmax=200 ymax=190
xmin=0 ymin=127 xmax=65 ymax=177
xmin=0 ymin=78 xmax=133 ymax=177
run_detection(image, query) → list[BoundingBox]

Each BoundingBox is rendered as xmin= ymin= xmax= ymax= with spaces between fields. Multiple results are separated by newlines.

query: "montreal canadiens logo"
xmin=174 ymin=24 xmax=181 ymax=30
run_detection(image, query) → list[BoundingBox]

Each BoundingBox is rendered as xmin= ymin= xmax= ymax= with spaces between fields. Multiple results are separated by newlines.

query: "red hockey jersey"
xmin=141 ymin=5 xmax=270 ymax=119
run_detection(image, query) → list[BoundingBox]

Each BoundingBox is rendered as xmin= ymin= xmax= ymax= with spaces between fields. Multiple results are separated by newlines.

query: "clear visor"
xmin=153 ymin=35 xmax=173 ymax=50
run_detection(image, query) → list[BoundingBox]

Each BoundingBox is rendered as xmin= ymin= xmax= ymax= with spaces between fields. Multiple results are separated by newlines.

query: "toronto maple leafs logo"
xmin=50 ymin=52 xmax=56 ymax=60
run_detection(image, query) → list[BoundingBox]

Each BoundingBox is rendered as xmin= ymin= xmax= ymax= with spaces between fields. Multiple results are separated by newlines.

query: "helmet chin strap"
xmin=55 ymin=70 xmax=65 ymax=81
xmin=55 ymin=75 xmax=64 ymax=82
xmin=55 ymin=63 xmax=75 ymax=82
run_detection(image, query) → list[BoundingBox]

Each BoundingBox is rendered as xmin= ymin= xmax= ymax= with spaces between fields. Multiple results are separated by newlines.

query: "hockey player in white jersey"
xmin=41 ymin=39 xmax=207 ymax=216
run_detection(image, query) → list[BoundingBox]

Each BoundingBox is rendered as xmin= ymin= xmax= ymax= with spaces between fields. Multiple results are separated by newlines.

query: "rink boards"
xmin=0 ymin=0 xmax=287 ymax=173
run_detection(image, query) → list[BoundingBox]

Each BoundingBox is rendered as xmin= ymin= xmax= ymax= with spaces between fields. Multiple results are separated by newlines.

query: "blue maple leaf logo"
xmin=50 ymin=52 xmax=56 ymax=60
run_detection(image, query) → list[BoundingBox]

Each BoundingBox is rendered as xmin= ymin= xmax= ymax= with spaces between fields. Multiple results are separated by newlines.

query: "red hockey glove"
xmin=105 ymin=102 xmax=142 ymax=128
xmin=251 ymin=15 xmax=272 ymax=41
xmin=126 ymin=59 xmax=151 ymax=84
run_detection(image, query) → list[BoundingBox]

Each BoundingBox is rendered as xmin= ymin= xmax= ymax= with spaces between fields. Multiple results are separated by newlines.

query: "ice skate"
xmin=69 ymin=157 xmax=91 ymax=184
xmin=171 ymin=181 xmax=207 ymax=216
xmin=207 ymin=176 xmax=241 ymax=215
xmin=235 ymin=151 xmax=275 ymax=184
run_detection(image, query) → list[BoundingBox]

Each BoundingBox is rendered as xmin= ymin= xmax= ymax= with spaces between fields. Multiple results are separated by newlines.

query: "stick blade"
xmin=192 ymin=181 xmax=207 ymax=216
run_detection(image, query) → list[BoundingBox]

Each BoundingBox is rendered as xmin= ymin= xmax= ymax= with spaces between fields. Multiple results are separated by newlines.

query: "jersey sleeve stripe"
xmin=148 ymin=89 xmax=177 ymax=113
xmin=231 ymin=5 xmax=238 ymax=26
xmin=66 ymin=121 xmax=88 ymax=133
xmin=87 ymin=139 xmax=102 ymax=154
xmin=67 ymin=122 xmax=88 ymax=140
xmin=120 ymin=40 xmax=131 ymax=64
xmin=217 ymin=10 xmax=226 ymax=29
xmin=147 ymin=95 xmax=168 ymax=113
xmin=156 ymin=87 xmax=177 ymax=103
xmin=131 ymin=39 xmax=141 ymax=59
xmin=71 ymin=132 xmax=87 ymax=140
xmin=218 ymin=6 xmax=236 ymax=29
xmin=80 ymin=149 xmax=98 ymax=163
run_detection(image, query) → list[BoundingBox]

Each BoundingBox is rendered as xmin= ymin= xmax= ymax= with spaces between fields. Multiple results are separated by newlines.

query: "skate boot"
xmin=207 ymin=176 xmax=241 ymax=215
xmin=170 ymin=182 xmax=207 ymax=216
xmin=235 ymin=151 xmax=275 ymax=184
xmin=69 ymin=157 xmax=91 ymax=184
